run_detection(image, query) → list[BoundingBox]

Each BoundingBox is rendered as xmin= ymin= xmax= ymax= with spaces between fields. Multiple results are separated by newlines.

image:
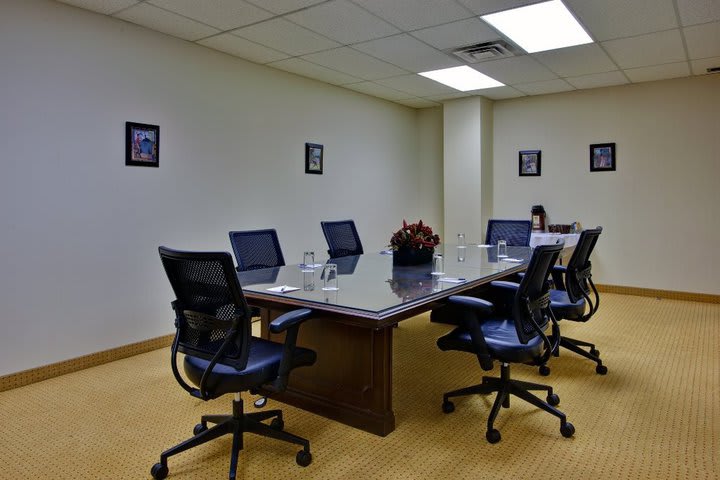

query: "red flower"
xmin=389 ymin=219 xmax=441 ymax=250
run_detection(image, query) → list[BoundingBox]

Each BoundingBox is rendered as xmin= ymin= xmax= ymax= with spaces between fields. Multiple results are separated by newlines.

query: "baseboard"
xmin=0 ymin=334 xmax=174 ymax=393
xmin=596 ymin=284 xmax=720 ymax=304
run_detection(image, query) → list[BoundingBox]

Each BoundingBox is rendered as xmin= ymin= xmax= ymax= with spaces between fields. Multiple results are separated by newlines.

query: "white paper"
xmin=298 ymin=263 xmax=323 ymax=268
xmin=379 ymin=250 xmax=394 ymax=255
xmin=502 ymin=258 xmax=523 ymax=263
xmin=267 ymin=285 xmax=300 ymax=293
xmin=476 ymin=244 xmax=491 ymax=248
xmin=438 ymin=277 xmax=467 ymax=283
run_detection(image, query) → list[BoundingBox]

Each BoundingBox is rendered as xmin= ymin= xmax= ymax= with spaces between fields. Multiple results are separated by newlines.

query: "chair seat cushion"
xmin=550 ymin=289 xmax=585 ymax=320
xmin=184 ymin=337 xmax=316 ymax=397
xmin=437 ymin=318 xmax=545 ymax=365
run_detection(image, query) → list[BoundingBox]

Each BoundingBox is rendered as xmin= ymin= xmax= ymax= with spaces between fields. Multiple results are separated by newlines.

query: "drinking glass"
xmin=303 ymin=270 xmax=315 ymax=291
xmin=457 ymin=247 xmax=466 ymax=263
xmin=321 ymin=264 xmax=338 ymax=291
xmin=457 ymin=233 xmax=466 ymax=248
xmin=497 ymin=240 xmax=508 ymax=258
xmin=301 ymin=251 xmax=315 ymax=272
xmin=431 ymin=253 xmax=444 ymax=275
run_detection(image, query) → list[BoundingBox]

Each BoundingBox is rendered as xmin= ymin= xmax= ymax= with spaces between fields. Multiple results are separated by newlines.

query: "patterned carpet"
xmin=0 ymin=293 xmax=717 ymax=479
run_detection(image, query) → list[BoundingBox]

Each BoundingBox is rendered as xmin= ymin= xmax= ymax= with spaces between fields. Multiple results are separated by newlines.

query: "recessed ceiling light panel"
xmin=481 ymin=0 xmax=592 ymax=54
xmin=418 ymin=66 xmax=504 ymax=91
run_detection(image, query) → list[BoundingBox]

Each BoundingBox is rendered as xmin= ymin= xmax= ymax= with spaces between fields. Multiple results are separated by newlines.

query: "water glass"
xmin=431 ymin=253 xmax=444 ymax=275
xmin=301 ymin=251 xmax=315 ymax=272
xmin=497 ymin=240 xmax=508 ymax=258
xmin=457 ymin=247 xmax=466 ymax=263
xmin=302 ymin=270 xmax=315 ymax=291
xmin=321 ymin=263 xmax=339 ymax=291
xmin=457 ymin=233 xmax=466 ymax=248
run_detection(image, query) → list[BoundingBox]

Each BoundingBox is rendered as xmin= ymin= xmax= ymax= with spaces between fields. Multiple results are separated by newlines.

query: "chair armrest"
xmin=491 ymin=280 xmax=520 ymax=291
xmin=551 ymin=265 xmax=567 ymax=290
xmin=448 ymin=295 xmax=494 ymax=315
xmin=269 ymin=308 xmax=312 ymax=333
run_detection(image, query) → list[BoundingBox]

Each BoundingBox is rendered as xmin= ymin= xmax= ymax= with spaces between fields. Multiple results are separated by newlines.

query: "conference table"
xmin=237 ymin=244 xmax=534 ymax=436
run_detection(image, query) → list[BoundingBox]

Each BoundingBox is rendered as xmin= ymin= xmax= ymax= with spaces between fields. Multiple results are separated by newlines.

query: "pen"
xmin=280 ymin=285 xmax=287 ymax=293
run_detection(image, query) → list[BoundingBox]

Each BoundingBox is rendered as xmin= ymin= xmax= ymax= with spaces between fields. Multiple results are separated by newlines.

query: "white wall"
xmin=492 ymin=75 xmax=720 ymax=294
xmin=0 ymin=0 xmax=444 ymax=375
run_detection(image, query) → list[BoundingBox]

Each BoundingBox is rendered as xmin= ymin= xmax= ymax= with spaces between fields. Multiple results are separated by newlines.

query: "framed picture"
xmin=590 ymin=143 xmax=616 ymax=172
xmin=519 ymin=150 xmax=541 ymax=176
xmin=305 ymin=142 xmax=323 ymax=175
xmin=126 ymin=122 xmax=159 ymax=167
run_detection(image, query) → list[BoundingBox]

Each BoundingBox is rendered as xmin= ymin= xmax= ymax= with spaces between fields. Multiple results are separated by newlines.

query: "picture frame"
xmin=519 ymin=150 xmax=541 ymax=176
xmin=126 ymin=122 xmax=159 ymax=167
xmin=590 ymin=143 xmax=616 ymax=172
xmin=305 ymin=142 xmax=323 ymax=175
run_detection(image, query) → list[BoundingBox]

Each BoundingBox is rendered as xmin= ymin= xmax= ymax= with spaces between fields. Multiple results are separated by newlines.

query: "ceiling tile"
xmin=375 ymin=74 xmax=458 ymax=96
xmin=473 ymin=55 xmax=558 ymax=84
xmin=676 ymin=0 xmax=720 ymax=26
xmin=410 ymin=17 xmax=500 ymax=50
xmin=244 ymin=0 xmax=326 ymax=15
xmin=624 ymin=62 xmax=690 ymax=82
xmin=267 ymin=58 xmax=362 ymax=85
xmin=602 ymin=29 xmax=686 ymax=69
xmin=113 ymin=3 xmax=220 ymax=41
xmin=353 ymin=0 xmax=473 ymax=31
xmin=232 ymin=18 xmax=339 ymax=56
xmin=56 ymin=0 xmax=139 ymax=15
xmin=690 ymin=56 xmax=720 ymax=75
xmin=474 ymin=85 xmax=526 ymax=100
xmin=456 ymin=0 xmax=542 ymax=16
xmin=513 ymin=78 xmax=575 ymax=95
xmin=564 ymin=0 xmax=677 ymax=41
xmin=533 ymin=44 xmax=617 ymax=77
xmin=148 ymin=0 xmax=272 ymax=31
xmin=684 ymin=22 xmax=720 ymax=60
xmin=353 ymin=34 xmax=461 ymax=73
xmin=394 ymin=97 xmax=442 ymax=108
xmin=302 ymin=47 xmax=408 ymax=80
xmin=343 ymin=81 xmax=414 ymax=100
xmin=565 ymin=70 xmax=629 ymax=89
xmin=285 ymin=0 xmax=399 ymax=44
xmin=198 ymin=34 xmax=289 ymax=64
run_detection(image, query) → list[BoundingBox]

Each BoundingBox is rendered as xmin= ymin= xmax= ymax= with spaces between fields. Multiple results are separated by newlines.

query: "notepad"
xmin=298 ymin=263 xmax=323 ymax=269
xmin=502 ymin=258 xmax=524 ymax=263
xmin=476 ymin=244 xmax=491 ymax=248
xmin=438 ymin=277 xmax=467 ymax=284
xmin=379 ymin=250 xmax=394 ymax=255
xmin=267 ymin=285 xmax=300 ymax=293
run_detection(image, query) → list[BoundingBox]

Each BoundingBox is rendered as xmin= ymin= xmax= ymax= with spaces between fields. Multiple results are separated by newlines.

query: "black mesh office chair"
xmin=152 ymin=247 xmax=315 ymax=480
xmin=485 ymin=219 xmax=533 ymax=246
xmin=542 ymin=227 xmax=606 ymax=375
xmin=228 ymin=229 xmax=286 ymax=272
xmin=436 ymin=243 xmax=575 ymax=444
xmin=321 ymin=220 xmax=364 ymax=258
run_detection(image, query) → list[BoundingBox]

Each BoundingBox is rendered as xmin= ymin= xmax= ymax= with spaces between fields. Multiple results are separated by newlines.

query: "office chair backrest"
xmin=321 ymin=220 xmax=364 ymax=258
xmin=512 ymin=242 xmax=563 ymax=345
xmin=229 ymin=229 xmax=286 ymax=271
xmin=485 ymin=219 xmax=533 ymax=246
xmin=159 ymin=247 xmax=252 ymax=370
xmin=564 ymin=226 xmax=602 ymax=303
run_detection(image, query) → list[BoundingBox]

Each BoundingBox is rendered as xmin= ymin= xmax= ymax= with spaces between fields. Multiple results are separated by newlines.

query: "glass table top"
xmin=237 ymin=244 xmax=532 ymax=320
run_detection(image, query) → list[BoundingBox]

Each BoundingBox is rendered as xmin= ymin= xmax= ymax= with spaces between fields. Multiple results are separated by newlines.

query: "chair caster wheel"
xmin=596 ymin=364 xmax=608 ymax=375
xmin=151 ymin=463 xmax=168 ymax=480
xmin=254 ymin=396 xmax=268 ymax=408
xmin=193 ymin=423 xmax=207 ymax=435
xmin=539 ymin=365 xmax=551 ymax=376
xmin=296 ymin=450 xmax=312 ymax=467
xmin=270 ymin=417 xmax=284 ymax=431
xmin=486 ymin=429 xmax=501 ymax=444
xmin=560 ymin=422 xmax=575 ymax=438
xmin=442 ymin=400 xmax=455 ymax=414
xmin=547 ymin=393 xmax=560 ymax=406
xmin=590 ymin=348 xmax=600 ymax=357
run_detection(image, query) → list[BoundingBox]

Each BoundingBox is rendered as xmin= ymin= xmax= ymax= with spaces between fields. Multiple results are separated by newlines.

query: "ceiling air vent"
xmin=449 ymin=40 xmax=519 ymax=63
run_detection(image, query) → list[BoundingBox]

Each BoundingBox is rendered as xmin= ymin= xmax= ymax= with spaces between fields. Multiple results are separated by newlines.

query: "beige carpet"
xmin=0 ymin=293 xmax=717 ymax=479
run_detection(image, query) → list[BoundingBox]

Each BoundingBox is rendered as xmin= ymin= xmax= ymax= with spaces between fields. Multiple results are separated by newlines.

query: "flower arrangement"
xmin=389 ymin=219 xmax=440 ymax=251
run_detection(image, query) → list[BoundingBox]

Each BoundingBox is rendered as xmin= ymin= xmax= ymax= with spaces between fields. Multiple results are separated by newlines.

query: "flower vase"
xmin=393 ymin=246 xmax=434 ymax=266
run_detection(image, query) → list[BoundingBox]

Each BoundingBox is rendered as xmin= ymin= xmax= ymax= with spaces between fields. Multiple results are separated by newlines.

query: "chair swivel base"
xmin=151 ymin=396 xmax=311 ymax=480
xmin=539 ymin=336 xmax=607 ymax=376
xmin=441 ymin=363 xmax=575 ymax=444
